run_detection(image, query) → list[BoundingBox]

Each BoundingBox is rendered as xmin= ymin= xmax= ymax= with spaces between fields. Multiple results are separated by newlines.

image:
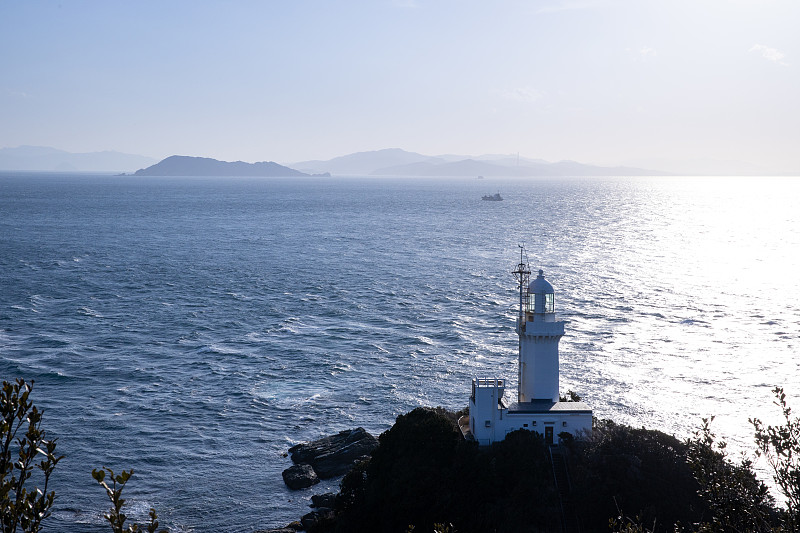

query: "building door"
xmin=545 ymin=426 xmax=554 ymax=445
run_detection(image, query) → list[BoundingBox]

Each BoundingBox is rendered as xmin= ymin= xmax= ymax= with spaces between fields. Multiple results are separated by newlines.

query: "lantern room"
xmin=526 ymin=270 xmax=556 ymax=320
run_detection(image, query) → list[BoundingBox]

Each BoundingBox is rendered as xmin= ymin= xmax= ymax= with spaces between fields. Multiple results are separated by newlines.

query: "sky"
xmin=1 ymin=0 xmax=798 ymax=172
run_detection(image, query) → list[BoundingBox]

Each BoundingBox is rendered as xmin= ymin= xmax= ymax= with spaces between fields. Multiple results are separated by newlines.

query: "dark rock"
xmin=282 ymin=463 xmax=319 ymax=490
xmin=288 ymin=427 xmax=378 ymax=479
xmin=286 ymin=521 xmax=303 ymax=530
xmin=301 ymin=507 xmax=336 ymax=532
xmin=310 ymin=492 xmax=337 ymax=508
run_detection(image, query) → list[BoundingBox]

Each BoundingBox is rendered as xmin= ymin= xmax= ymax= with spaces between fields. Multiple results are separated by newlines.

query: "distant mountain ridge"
xmin=133 ymin=155 xmax=314 ymax=177
xmin=292 ymin=148 xmax=444 ymax=176
xmin=0 ymin=145 xmax=157 ymax=172
xmin=292 ymin=149 xmax=666 ymax=177
xmin=370 ymin=158 xmax=661 ymax=177
xmin=4 ymin=146 xmax=784 ymax=176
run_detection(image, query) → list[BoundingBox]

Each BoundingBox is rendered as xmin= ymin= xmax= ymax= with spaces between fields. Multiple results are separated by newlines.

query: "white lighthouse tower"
xmin=516 ymin=266 xmax=564 ymax=403
xmin=464 ymin=249 xmax=592 ymax=446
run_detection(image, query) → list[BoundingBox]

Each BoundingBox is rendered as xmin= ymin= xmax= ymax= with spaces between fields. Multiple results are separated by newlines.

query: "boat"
xmin=482 ymin=193 xmax=503 ymax=201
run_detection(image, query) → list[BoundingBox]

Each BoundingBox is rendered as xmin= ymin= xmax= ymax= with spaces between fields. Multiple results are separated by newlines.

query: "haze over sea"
xmin=1 ymin=173 xmax=799 ymax=532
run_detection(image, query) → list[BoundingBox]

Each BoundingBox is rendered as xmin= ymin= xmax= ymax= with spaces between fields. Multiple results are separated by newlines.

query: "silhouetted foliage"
xmin=335 ymin=407 xmax=559 ymax=533
xmin=406 ymin=524 xmax=457 ymax=533
xmin=1 ymin=379 xmax=62 ymax=533
xmin=92 ymin=467 xmax=166 ymax=533
xmin=752 ymin=386 xmax=800 ymax=531
xmin=686 ymin=417 xmax=775 ymax=532
xmin=608 ymin=511 xmax=658 ymax=533
xmin=559 ymin=390 xmax=582 ymax=402
xmin=564 ymin=419 xmax=707 ymax=532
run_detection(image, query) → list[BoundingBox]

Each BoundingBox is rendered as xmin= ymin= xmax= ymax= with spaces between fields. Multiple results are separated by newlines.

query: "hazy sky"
xmin=1 ymin=0 xmax=798 ymax=172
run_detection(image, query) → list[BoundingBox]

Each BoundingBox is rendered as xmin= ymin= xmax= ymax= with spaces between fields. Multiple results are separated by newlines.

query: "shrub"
xmin=686 ymin=417 xmax=775 ymax=532
xmin=751 ymin=386 xmax=800 ymax=531
xmin=569 ymin=419 xmax=706 ymax=532
xmin=92 ymin=467 xmax=166 ymax=533
xmin=335 ymin=408 xmax=560 ymax=533
xmin=1 ymin=378 xmax=62 ymax=533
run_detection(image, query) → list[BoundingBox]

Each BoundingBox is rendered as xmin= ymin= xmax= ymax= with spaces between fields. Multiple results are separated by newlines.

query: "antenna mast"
xmin=512 ymin=244 xmax=531 ymax=322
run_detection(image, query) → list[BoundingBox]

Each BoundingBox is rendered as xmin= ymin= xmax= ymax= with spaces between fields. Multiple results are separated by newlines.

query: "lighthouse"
xmin=463 ymin=249 xmax=593 ymax=446
xmin=516 ymin=268 xmax=564 ymax=403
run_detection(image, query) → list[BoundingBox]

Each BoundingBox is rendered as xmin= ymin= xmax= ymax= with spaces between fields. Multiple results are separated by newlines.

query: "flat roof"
xmin=507 ymin=400 xmax=592 ymax=414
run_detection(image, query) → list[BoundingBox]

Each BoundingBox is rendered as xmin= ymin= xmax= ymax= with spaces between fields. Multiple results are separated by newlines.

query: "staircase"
xmin=549 ymin=445 xmax=581 ymax=533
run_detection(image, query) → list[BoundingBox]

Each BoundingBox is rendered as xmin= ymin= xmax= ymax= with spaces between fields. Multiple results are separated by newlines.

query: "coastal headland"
xmin=266 ymin=405 xmax=784 ymax=533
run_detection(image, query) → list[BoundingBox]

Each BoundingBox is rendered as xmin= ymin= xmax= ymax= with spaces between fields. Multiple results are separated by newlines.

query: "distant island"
xmin=291 ymin=148 xmax=669 ymax=177
xmin=133 ymin=155 xmax=327 ymax=177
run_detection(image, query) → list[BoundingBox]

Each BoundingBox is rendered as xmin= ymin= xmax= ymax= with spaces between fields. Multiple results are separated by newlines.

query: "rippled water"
xmin=1 ymin=173 xmax=799 ymax=531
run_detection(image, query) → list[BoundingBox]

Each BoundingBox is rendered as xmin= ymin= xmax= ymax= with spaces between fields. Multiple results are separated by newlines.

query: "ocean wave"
xmin=77 ymin=306 xmax=104 ymax=318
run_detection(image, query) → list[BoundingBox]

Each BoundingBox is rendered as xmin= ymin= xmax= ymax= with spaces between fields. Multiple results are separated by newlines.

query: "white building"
xmin=465 ymin=255 xmax=592 ymax=446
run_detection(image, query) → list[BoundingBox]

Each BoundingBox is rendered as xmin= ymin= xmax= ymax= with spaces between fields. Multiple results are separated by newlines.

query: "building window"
xmin=485 ymin=420 xmax=491 ymax=428
xmin=532 ymin=421 xmax=537 ymax=426
xmin=545 ymin=293 xmax=554 ymax=313
xmin=523 ymin=424 xmax=528 ymax=428
xmin=562 ymin=421 xmax=567 ymax=427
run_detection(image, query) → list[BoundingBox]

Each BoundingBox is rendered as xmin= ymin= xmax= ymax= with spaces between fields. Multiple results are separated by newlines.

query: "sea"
xmin=1 ymin=172 xmax=799 ymax=532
